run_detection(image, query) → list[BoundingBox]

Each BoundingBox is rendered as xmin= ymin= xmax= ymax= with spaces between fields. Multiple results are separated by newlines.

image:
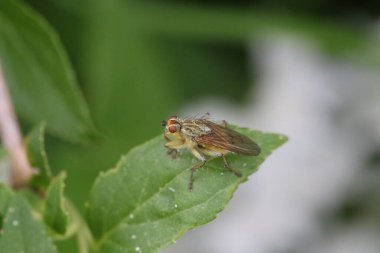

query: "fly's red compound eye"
xmin=168 ymin=116 xmax=178 ymax=125
xmin=168 ymin=125 xmax=177 ymax=133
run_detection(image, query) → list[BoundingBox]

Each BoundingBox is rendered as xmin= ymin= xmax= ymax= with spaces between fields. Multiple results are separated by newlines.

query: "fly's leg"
xmin=188 ymin=148 xmax=207 ymax=191
xmin=164 ymin=139 xmax=179 ymax=159
xmin=222 ymin=155 xmax=242 ymax=177
xmin=167 ymin=149 xmax=178 ymax=159
xmin=222 ymin=120 xmax=228 ymax=128
xmin=189 ymin=160 xmax=207 ymax=191
xmin=164 ymin=133 xmax=185 ymax=160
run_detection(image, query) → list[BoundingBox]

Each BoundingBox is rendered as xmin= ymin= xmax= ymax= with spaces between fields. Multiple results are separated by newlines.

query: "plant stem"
xmin=66 ymin=200 xmax=93 ymax=253
xmin=0 ymin=63 xmax=34 ymax=187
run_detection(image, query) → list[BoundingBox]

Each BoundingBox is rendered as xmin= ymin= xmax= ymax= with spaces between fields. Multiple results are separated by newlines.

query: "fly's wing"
xmin=195 ymin=120 xmax=261 ymax=156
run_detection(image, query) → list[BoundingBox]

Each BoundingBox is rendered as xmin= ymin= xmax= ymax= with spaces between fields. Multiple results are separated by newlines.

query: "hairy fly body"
xmin=162 ymin=115 xmax=260 ymax=191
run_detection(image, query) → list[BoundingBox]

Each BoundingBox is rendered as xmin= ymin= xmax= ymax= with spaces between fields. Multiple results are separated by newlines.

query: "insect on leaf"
xmin=86 ymin=126 xmax=287 ymax=253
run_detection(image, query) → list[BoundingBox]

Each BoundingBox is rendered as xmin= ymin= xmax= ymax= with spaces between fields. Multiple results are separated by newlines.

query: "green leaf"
xmin=0 ymin=146 xmax=9 ymax=184
xmin=0 ymin=184 xmax=12 ymax=214
xmin=25 ymin=123 xmax=52 ymax=190
xmin=44 ymin=173 xmax=69 ymax=236
xmin=125 ymin=2 xmax=378 ymax=58
xmin=0 ymin=194 xmax=58 ymax=253
xmin=0 ymin=184 xmax=12 ymax=229
xmin=0 ymin=0 xmax=96 ymax=143
xmin=19 ymin=190 xmax=44 ymax=214
xmin=87 ymin=127 xmax=287 ymax=253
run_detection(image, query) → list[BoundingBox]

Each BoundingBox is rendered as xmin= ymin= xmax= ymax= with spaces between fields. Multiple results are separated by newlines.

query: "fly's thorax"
xmin=181 ymin=120 xmax=212 ymax=138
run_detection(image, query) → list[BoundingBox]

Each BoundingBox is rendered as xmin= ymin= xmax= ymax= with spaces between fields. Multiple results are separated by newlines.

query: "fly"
xmin=162 ymin=114 xmax=260 ymax=191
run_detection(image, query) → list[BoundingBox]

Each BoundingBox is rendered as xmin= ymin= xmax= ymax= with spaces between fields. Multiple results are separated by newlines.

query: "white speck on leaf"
xmin=12 ymin=220 xmax=19 ymax=226
xmin=220 ymin=172 xmax=224 ymax=175
xmin=174 ymin=204 xmax=178 ymax=208
xmin=131 ymin=234 xmax=136 ymax=239
xmin=168 ymin=187 xmax=175 ymax=192
xmin=243 ymin=163 xmax=247 ymax=167
xmin=135 ymin=246 xmax=141 ymax=252
xmin=129 ymin=214 xmax=134 ymax=219
xmin=9 ymin=207 xmax=14 ymax=213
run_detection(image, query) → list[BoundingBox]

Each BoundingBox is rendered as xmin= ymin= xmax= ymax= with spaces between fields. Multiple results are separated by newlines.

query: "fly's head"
xmin=162 ymin=116 xmax=182 ymax=135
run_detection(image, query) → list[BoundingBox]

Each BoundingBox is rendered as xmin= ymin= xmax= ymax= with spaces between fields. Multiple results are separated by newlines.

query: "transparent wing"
xmin=195 ymin=120 xmax=260 ymax=156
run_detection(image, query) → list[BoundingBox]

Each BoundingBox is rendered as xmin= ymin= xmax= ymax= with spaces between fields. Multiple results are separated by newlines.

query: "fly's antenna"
xmin=201 ymin=112 xmax=211 ymax=120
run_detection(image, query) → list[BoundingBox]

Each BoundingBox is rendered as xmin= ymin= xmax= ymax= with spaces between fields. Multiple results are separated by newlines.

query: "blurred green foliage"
xmin=0 ymin=0 xmax=97 ymax=143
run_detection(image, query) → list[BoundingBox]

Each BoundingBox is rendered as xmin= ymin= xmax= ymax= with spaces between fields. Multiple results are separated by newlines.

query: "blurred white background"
xmin=164 ymin=35 xmax=380 ymax=253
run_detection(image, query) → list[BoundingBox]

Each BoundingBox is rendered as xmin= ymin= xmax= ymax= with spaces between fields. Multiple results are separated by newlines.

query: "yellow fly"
xmin=162 ymin=115 xmax=260 ymax=191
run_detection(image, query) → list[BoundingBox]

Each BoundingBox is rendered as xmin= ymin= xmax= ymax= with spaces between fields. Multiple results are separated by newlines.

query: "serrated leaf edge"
xmin=89 ymin=131 xmax=287 ymax=251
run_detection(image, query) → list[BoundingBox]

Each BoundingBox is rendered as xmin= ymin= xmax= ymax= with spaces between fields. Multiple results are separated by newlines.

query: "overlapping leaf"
xmin=25 ymin=123 xmax=52 ymax=190
xmin=44 ymin=173 xmax=69 ymax=236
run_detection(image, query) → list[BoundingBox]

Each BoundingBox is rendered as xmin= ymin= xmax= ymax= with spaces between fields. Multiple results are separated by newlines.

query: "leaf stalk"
xmin=0 ymin=63 xmax=34 ymax=188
